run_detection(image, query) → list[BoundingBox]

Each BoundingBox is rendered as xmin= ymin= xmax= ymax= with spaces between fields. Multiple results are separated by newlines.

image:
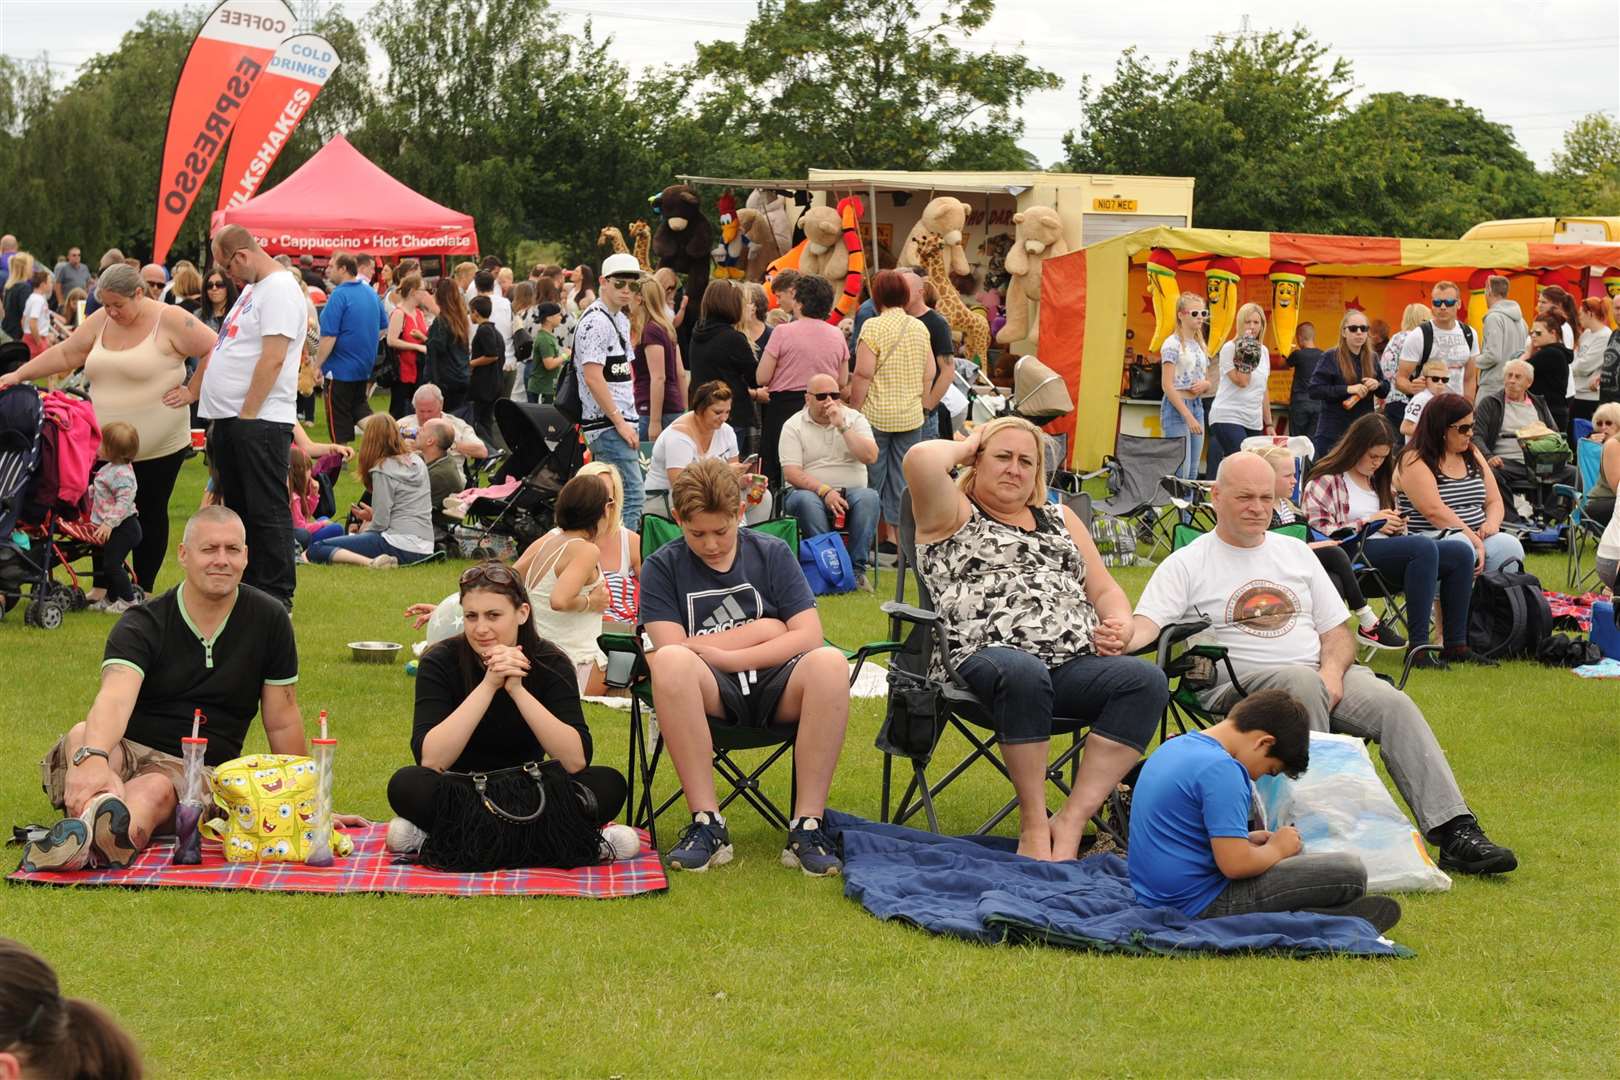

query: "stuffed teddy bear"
xmin=796 ymin=204 xmax=848 ymax=282
xmin=652 ymin=184 xmax=712 ymax=308
xmin=900 ymin=196 xmax=971 ymax=277
xmin=737 ymin=208 xmax=783 ymax=282
xmin=996 ymin=206 xmax=1069 ymax=347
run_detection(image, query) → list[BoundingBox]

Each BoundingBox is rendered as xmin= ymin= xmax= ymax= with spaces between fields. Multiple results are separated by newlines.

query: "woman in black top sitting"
xmin=686 ymin=280 xmax=761 ymax=457
xmin=385 ymin=561 xmax=627 ymax=861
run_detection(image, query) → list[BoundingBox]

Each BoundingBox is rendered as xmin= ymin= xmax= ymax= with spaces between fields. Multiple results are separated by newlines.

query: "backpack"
xmin=1466 ymin=558 xmax=1553 ymax=660
xmin=1419 ymin=321 xmax=1475 ymax=362
xmin=1600 ymin=332 xmax=1620 ymax=404
xmin=798 ymin=532 xmax=855 ymax=594
xmin=553 ymin=305 xmax=622 ymax=431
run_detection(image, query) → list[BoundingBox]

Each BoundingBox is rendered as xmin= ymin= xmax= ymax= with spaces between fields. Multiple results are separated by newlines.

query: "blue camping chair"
xmin=1561 ymin=436 xmax=1607 ymax=590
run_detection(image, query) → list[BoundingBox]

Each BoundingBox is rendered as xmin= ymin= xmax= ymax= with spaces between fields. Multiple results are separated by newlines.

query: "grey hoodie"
xmin=367 ymin=453 xmax=435 ymax=554
xmin=1479 ymin=299 xmax=1527 ymax=398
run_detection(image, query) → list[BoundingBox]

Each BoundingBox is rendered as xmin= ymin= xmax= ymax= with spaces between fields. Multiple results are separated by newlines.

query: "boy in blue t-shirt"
xmin=1128 ymin=689 xmax=1400 ymax=932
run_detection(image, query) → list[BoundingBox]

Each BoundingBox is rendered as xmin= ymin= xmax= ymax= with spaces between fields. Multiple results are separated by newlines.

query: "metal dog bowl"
xmin=348 ymin=641 xmax=403 ymax=664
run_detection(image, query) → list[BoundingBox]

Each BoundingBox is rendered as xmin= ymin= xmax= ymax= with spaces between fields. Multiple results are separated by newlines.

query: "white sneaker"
xmin=599 ymin=823 xmax=640 ymax=861
xmin=368 ymin=554 xmax=400 ymax=570
xmin=105 ymin=599 xmax=135 ymax=614
xmin=384 ymin=816 xmax=427 ymax=854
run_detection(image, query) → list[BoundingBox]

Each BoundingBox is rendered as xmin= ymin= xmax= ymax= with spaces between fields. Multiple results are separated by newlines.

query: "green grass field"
xmin=1 ymin=407 xmax=1616 ymax=1077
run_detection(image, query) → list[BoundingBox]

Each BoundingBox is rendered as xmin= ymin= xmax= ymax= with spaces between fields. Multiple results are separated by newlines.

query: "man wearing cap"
xmin=575 ymin=252 xmax=644 ymax=530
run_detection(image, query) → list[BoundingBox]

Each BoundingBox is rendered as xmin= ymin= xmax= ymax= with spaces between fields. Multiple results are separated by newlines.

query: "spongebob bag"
xmin=203 ymin=754 xmax=353 ymax=862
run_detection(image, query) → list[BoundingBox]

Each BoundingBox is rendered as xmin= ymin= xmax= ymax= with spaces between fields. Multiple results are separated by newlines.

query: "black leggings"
xmin=97 ymin=517 xmax=143 ymax=601
xmin=387 ymin=764 xmax=627 ymax=831
xmin=130 ymin=448 xmax=187 ymax=592
xmin=1313 ymin=544 xmax=1368 ymax=610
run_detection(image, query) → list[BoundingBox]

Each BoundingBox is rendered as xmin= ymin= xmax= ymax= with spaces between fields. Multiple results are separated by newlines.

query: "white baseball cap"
xmin=601 ymin=252 xmax=641 ymax=278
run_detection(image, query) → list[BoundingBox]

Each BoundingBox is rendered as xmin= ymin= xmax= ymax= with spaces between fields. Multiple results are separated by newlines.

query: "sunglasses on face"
xmin=1432 ymin=298 xmax=1459 ymax=308
xmin=607 ymin=275 xmax=639 ymax=287
xmin=809 ymin=391 xmax=840 ymax=401
xmin=1346 ymin=325 xmax=1370 ymax=332
xmin=144 ymin=281 xmax=164 ymax=289
xmin=1451 ymin=423 xmax=1474 ymax=434
xmin=1185 ymin=310 xmax=1209 ymax=318
xmin=207 ymin=281 xmax=226 ymax=289
xmin=1426 ymin=375 xmax=1449 ymax=383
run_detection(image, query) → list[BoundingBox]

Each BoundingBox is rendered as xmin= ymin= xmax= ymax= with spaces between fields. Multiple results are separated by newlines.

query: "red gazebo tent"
xmin=210 ymin=134 xmax=478 ymax=257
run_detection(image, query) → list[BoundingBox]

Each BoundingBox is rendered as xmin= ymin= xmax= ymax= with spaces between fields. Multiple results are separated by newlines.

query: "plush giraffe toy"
xmin=916 ymin=232 xmax=990 ymax=365
xmin=628 ymin=220 xmax=653 ymax=272
xmin=597 ymin=226 xmax=629 ymax=256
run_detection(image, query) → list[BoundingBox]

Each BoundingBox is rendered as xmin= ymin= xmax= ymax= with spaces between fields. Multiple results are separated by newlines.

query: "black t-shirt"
xmin=641 ymin=529 xmax=816 ymax=637
xmin=2 ymin=282 xmax=31 ymax=339
xmin=103 ymin=584 xmax=299 ymax=765
xmin=1288 ymin=348 xmax=1326 ymax=405
xmin=919 ymin=308 xmax=954 ymax=361
xmin=469 ymin=322 xmax=505 ymax=403
xmin=411 ymin=637 xmax=593 ymax=772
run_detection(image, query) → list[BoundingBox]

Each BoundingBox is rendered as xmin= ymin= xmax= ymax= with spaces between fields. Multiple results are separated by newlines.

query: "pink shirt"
xmin=760 ymin=318 xmax=848 ymax=392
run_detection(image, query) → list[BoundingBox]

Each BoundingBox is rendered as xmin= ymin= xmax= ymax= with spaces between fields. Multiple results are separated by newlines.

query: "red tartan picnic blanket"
xmin=8 ymin=823 xmax=667 ymax=899
xmin=1544 ymin=590 xmax=1602 ymax=632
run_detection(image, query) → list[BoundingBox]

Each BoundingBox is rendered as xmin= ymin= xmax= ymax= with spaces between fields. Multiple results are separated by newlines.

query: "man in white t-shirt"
xmin=1398 ymin=280 xmax=1478 ymax=400
xmin=576 ymin=252 xmax=644 ymax=529
xmin=397 ymin=383 xmax=487 ymax=467
xmin=780 ymin=373 xmax=881 ymax=588
xmin=1117 ymin=453 xmax=1518 ymax=876
xmin=194 ymin=224 xmax=308 ymax=609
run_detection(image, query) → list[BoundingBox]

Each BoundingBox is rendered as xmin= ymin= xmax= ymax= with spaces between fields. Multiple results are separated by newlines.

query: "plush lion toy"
xmin=652 ymin=184 xmax=712 ymax=307
xmin=996 ymin=206 xmax=1070 ymax=347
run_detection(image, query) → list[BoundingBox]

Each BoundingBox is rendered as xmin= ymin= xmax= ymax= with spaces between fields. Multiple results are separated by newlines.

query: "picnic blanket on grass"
xmin=826 ymin=811 xmax=1410 ymax=958
xmin=8 ymin=823 xmax=667 ymax=899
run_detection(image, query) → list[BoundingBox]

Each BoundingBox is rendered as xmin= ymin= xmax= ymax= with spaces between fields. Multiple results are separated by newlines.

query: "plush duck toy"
xmin=711 ymin=190 xmax=746 ymax=281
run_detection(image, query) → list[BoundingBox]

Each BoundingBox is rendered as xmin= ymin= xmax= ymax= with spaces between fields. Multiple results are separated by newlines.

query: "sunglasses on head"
xmin=1432 ymin=298 xmax=1459 ymax=308
xmin=809 ymin=391 xmax=840 ymax=401
xmin=460 ymin=563 xmax=520 ymax=589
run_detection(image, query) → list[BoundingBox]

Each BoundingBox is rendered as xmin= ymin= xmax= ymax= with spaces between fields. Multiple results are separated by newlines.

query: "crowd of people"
xmin=7 ymin=237 xmax=1609 ymax=993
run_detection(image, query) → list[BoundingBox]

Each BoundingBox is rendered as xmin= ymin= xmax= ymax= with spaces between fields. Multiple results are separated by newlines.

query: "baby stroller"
xmin=0 ymin=369 xmax=118 ymax=629
xmin=1504 ymin=428 xmax=1578 ymax=545
xmin=455 ymin=401 xmax=585 ymax=557
xmin=961 ymin=355 xmax=1077 ymax=479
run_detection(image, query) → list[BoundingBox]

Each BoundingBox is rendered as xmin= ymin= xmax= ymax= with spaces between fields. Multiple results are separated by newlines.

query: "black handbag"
xmin=418 ymin=760 xmax=603 ymax=872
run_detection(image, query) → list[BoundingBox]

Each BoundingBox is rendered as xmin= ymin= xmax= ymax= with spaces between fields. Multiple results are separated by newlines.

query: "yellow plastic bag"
xmin=203 ymin=754 xmax=353 ymax=862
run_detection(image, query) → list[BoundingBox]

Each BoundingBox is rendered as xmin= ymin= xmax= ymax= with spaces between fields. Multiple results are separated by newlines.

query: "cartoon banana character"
xmin=1268 ymin=261 xmax=1307 ymax=354
xmin=1146 ymin=248 xmax=1180 ymax=352
xmin=1205 ymin=257 xmax=1241 ymax=352
xmin=1466 ymin=268 xmax=1493 ymax=342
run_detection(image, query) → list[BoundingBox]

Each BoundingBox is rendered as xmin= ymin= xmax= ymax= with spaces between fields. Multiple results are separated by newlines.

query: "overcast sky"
xmin=3 ymin=0 xmax=1615 ymax=168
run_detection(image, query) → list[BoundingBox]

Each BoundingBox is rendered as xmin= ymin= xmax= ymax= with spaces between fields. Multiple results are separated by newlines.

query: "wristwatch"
xmin=71 ymin=746 xmax=110 ymax=767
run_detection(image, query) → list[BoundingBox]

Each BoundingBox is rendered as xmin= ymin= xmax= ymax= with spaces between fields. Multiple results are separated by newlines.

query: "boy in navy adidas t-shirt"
xmin=1127 ymin=689 xmax=1399 ymax=931
xmin=638 ymin=458 xmax=850 ymax=878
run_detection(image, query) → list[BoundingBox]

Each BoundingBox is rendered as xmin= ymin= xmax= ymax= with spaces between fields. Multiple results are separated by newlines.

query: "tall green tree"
xmin=689 ymin=0 xmax=1059 ymax=175
xmin=1060 ymin=30 xmax=1352 ymax=231
xmin=1546 ymin=112 xmax=1620 ymax=216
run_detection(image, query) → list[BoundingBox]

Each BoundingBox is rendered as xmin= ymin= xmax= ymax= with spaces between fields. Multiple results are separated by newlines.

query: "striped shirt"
xmin=1399 ymin=465 xmax=1487 ymax=532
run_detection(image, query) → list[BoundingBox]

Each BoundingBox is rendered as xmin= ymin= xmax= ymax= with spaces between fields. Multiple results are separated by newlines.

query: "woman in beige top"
xmin=0 ymin=263 xmax=219 ymax=591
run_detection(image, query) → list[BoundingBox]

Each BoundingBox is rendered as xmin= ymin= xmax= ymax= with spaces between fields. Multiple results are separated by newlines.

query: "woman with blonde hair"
xmin=1159 ymin=291 xmax=1213 ymax=480
xmin=1205 ymin=300 xmax=1272 ymax=479
xmin=307 ymin=413 xmax=435 ymax=567
xmin=2 ymin=251 xmax=36 ymax=339
xmin=577 ymin=460 xmax=642 ymax=621
xmin=902 ymin=415 xmax=1168 ymax=860
xmin=170 ymin=263 xmax=204 ymax=312
xmin=1307 ymin=308 xmax=1389 ymax=455
xmin=1381 ymin=303 xmax=1431 ymax=424
xmin=630 ymin=274 xmax=684 ymax=443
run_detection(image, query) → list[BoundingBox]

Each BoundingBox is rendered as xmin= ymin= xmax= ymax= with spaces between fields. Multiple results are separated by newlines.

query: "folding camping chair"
xmin=1079 ymin=433 xmax=1188 ymax=563
xmin=872 ymin=494 xmax=1132 ymax=842
xmin=1560 ymin=436 xmax=1606 ymax=590
xmin=597 ymin=513 xmax=808 ymax=851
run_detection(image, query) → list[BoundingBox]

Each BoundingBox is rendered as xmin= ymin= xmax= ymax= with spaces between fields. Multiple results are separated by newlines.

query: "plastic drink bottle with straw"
xmin=172 ymin=709 xmax=207 ymax=865
xmin=305 ymin=709 xmax=337 ymax=867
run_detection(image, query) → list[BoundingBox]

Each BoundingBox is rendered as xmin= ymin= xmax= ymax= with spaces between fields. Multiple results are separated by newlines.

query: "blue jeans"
xmin=784 ymin=486 xmax=880 ymax=571
xmin=1434 ymin=531 xmax=1524 ymax=576
xmin=870 ymin=425 xmax=924 ymax=527
xmin=1204 ymin=421 xmax=1258 ymax=481
xmin=1160 ymin=397 xmax=1204 ymax=481
xmin=955 ymin=647 xmax=1167 ymax=751
xmin=1362 ymin=534 xmax=1474 ymax=647
xmin=307 ymin=530 xmax=432 ymax=565
xmin=586 ymin=426 xmax=644 ymax=532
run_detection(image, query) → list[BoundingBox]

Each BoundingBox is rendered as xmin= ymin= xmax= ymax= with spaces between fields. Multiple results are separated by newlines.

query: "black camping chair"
xmin=1080 ymin=433 xmax=1189 ymax=563
xmin=872 ymin=493 xmax=1131 ymax=842
xmin=596 ymin=515 xmax=809 ymax=852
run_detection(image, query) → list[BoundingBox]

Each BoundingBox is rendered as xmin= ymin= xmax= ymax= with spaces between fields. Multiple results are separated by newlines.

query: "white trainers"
xmin=368 ymin=554 xmax=400 ymax=570
xmin=599 ymin=823 xmax=640 ymax=861
xmin=384 ymin=816 xmax=427 ymax=854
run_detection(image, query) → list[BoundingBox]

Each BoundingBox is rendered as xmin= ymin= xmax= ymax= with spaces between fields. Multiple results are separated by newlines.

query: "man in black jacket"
xmin=1471 ymin=359 xmax=1575 ymax=519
